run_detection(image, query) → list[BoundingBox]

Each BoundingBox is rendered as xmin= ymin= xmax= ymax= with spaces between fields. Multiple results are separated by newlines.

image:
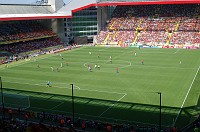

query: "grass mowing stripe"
xmin=173 ymin=65 xmax=200 ymax=126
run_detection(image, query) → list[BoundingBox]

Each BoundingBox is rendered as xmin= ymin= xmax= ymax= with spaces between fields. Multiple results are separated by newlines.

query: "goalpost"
xmin=0 ymin=93 xmax=30 ymax=110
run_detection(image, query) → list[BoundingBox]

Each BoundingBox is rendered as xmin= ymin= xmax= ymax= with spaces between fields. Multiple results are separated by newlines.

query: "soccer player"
xmin=88 ymin=66 xmax=92 ymax=72
xmin=88 ymin=64 xmax=91 ymax=72
xmin=89 ymin=52 xmax=92 ymax=55
xmin=61 ymin=62 xmax=63 ymax=67
xmin=179 ymin=61 xmax=182 ymax=64
xmin=98 ymin=54 xmax=100 ymax=58
xmin=57 ymin=67 xmax=59 ymax=72
xmin=47 ymin=81 xmax=51 ymax=87
xmin=135 ymin=52 xmax=137 ymax=56
xmin=37 ymin=64 xmax=40 ymax=68
xmin=94 ymin=64 xmax=97 ymax=69
xmin=97 ymin=65 xmax=100 ymax=70
xmin=141 ymin=60 xmax=144 ymax=65
xmin=109 ymin=56 xmax=112 ymax=64
xmin=51 ymin=66 xmax=54 ymax=71
xmin=116 ymin=67 xmax=119 ymax=73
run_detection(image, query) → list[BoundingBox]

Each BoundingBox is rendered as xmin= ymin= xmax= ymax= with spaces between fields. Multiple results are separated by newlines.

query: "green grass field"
xmin=0 ymin=46 xmax=200 ymax=128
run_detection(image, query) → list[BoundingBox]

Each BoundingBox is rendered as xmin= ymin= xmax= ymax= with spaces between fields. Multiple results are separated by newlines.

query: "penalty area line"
xmin=4 ymin=81 xmax=126 ymax=96
xmin=173 ymin=65 xmax=200 ymax=126
xmin=4 ymin=81 xmax=125 ymax=95
xmin=4 ymin=81 xmax=80 ymax=90
xmin=98 ymin=93 xmax=127 ymax=117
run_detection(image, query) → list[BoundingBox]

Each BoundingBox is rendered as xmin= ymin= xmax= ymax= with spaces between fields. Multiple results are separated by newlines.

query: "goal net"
xmin=0 ymin=93 xmax=30 ymax=109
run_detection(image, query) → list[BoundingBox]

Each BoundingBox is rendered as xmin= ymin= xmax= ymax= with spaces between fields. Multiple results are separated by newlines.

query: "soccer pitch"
xmin=0 ymin=46 xmax=200 ymax=128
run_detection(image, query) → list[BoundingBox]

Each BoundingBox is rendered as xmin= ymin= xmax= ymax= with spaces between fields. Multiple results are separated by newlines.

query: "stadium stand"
xmin=0 ymin=1 xmax=200 ymax=132
xmin=1 ymin=107 xmax=189 ymax=132
xmin=0 ymin=21 xmax=56 ymax=43
xmin=0 ymin=38 xmax=64 ymax=54
xmin=1 ymin=107 xmax=199 ymax=131
xmin=96 ymin=4 xmax=200 ymax=47
xmin=0 ymin=20 xmax=66 ymax=64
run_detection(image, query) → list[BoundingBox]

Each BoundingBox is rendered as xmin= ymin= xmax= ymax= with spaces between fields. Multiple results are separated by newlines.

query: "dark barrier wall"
xmin=74 ymin=36 xmax=88 ymax=44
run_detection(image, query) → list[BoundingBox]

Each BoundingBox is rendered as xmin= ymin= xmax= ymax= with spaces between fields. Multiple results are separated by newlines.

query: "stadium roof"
xmin=0 ymin=0 xmax=200 ymax=21
xmin=0 ymin=5 xmax=54 ymax=14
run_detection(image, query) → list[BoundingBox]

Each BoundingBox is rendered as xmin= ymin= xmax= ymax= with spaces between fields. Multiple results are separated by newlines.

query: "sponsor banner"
xmin=143 ymin=46 xmax=150 ymax=48
xmin=162 ymin=45 xmax=174 ymax=48
xmin=96 ymin=44 xmax=199 ymax=49
xmin=106 ymin=45 xmax=120 ymax=47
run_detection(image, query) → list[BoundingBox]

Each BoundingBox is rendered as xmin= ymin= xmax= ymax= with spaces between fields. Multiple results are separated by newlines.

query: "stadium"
xmin=0 ymin=0 xmax=200 ymax=131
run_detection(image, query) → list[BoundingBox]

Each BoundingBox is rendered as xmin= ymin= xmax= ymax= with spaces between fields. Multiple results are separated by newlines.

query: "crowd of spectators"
xmin=192 ymin=117 xmax=200 ymax=132
xmin=137 ymin=31 xmax=169 ymax=44
xmin=96 ymin=4 xmax=200 ymax=45
xmin=178 ymin=17 xmax=199 ymax=31
xmin=0 ymin=21 xmax=56 ymax=43
xmin=1 ymin=107 xmax=199 ymax=132
xmin=170 ymin=31 xmax=200 ymax=44
xmin=0 ymin=37 xmax=65 ymax=54
xmin=96 ymin=30 xmax=109 ymax=43
xmin=1 ymin=107 xmax=192 ymax=132
xmin=0 ymin=20 xmax=68 ymax=65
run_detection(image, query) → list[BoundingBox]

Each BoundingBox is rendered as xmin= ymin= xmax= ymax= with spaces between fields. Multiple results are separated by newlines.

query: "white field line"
xmin=173 ymin=48 xmax=181 ymax=54
xmin=4 ymin=81 xmax=125 ymax=95
xmin=173 ymin=65 xmax=200 ymax=126
xmin=98 ymin=93 xmax=127 ymax=117
xmin=83 ymin=49 xmax=132 ymax=69
xmin=4 ymin=81 xmax=80 ymax=90
xmin=138 ymin=49 xmax=180 ymax=55
xmin=139 ymin=52 xmax=172 ymax=54
xmin=84 ymin=63 xmax=194 ymax=70
xmin=131 ymin=64 xmax=194 ymax=70
xmin=50 ymin=102 xmax=65 ymax=110
xmin=5 ymin=80 xmax=128 ymax=115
